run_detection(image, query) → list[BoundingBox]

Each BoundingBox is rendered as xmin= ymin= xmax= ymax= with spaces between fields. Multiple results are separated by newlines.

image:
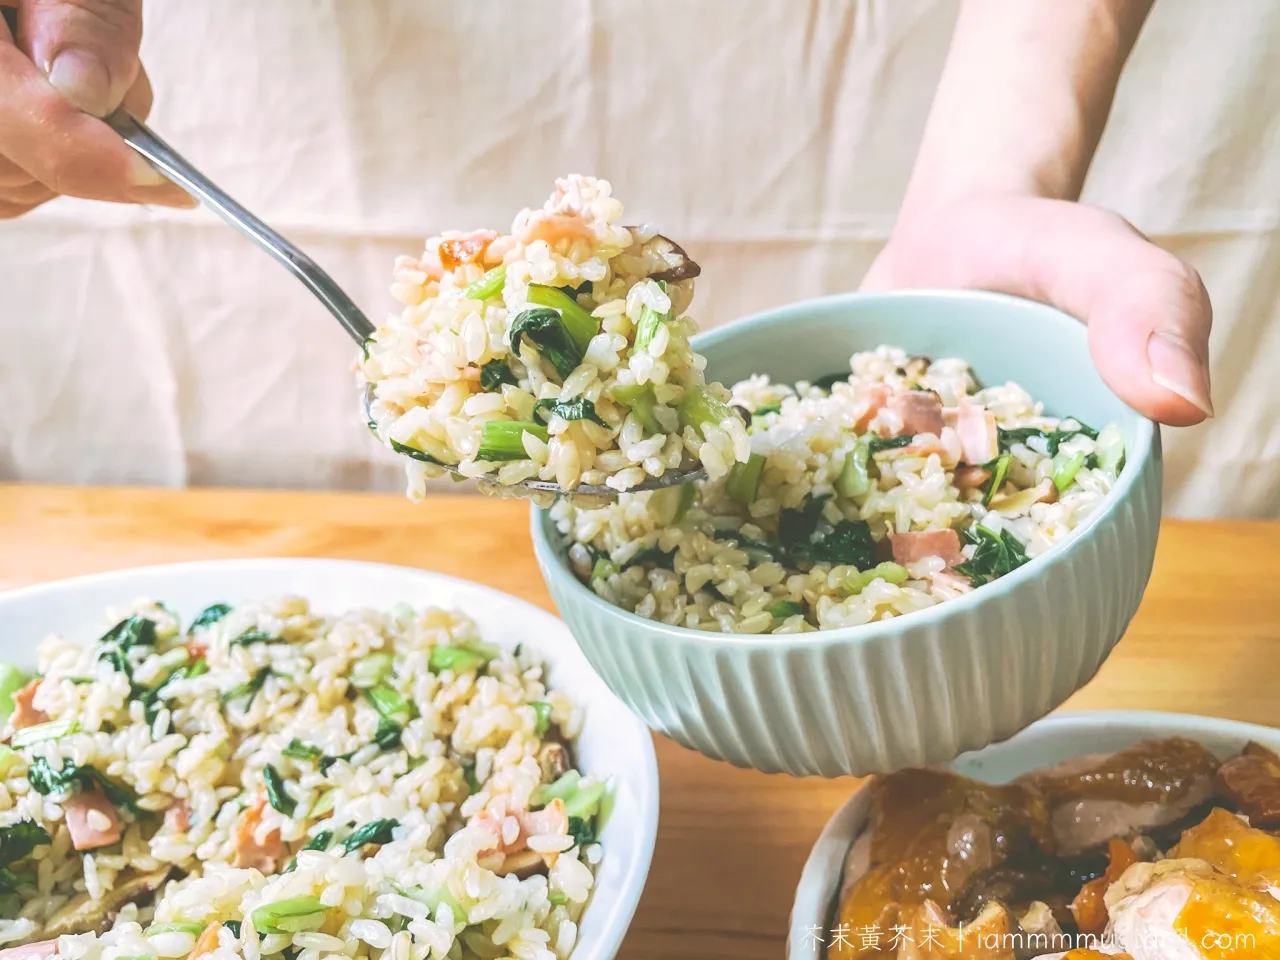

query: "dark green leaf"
xmin=372 ymin=718 xmax=402 ymax=751
xmin=264 ymin=765 xmax=296 ymax=817
xmin=752 ymin=402 xmax=782 ymax=418
xmin=0 ymin=821 xmax=50 ymax=870
xmin=283 ymin=739 xmax=323 ymax=762
xmin=100 ymin=616 xmax=157 ymax=652
xmin=567 ymin=815 xmax=597 ymax=848
xmin=711 ymin=530 xmax=786 ymax=564
xmin=867 ymin=434 xmax=915 ymax=456
xmin=304 ymin=830 xmax=334 ymax=852
xmin=812 ymin=373 xmax=848 ymax=392
xmin=479 ymin=359 xmax=516 ymax=392
xmin=625 ymin=546 xmax=676 ymax=570
xmin=767 ymin=600 xmax=805 ymax=619
xmin=222 ymin=668 xmax=271 ymax=707
xmin=230 ymin=630 xmax=276 ymax=647
xmin=390 ymin=439 xmax=444 ymax=465
xmin=223 ymin=921 xmax=242 ymax=938
xmin=778 ymin=496 xmax=829 ymax=549
xmin=27 ymin=758 xmax=139 ymax=813
xmin=954 ymin=525 xmax=1031 ymax=587
xmin=805 ymin=520 xmax=877 ymax=568
xmin=462 ymin=763 xmax=481 ymax=795
xmin=508 ymin=307 xmax=584 ymax=380
xmin=997 ymin=417 xmax=1099 ymax=456
xmin=532 ymin=397 xmax=608 ymax=428
xmin=189 ymin=604 xmax=233 ymax=631
xmin=342 ymin=818 xmax=399 ymax=854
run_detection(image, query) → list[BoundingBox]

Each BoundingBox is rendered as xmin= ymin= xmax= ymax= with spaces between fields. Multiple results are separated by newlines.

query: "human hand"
xmin=862 ymin=195 xmax=1214 ymax=427
xmin=0 ymin=0 xmax=192 ymax=217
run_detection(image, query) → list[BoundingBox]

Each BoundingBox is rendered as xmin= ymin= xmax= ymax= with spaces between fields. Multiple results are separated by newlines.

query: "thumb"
xmin=17 ymin=0 xmax=143 ymax=117
xmin=867 ymin=197 xmax=1214 ymax=427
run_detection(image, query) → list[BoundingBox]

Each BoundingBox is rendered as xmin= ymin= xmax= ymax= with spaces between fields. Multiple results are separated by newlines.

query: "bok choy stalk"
xmin=476 ymin=421 xmax=549 ymax=462
xmin=524 ymin=284 xmax=599 ymax=350
xmin=609 ymin=384 xmax=663 ymax=435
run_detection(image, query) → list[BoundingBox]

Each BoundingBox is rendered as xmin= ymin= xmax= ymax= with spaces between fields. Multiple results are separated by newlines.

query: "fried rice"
xmin=554 ymin=345 xmax=1127 ymax=634
xmin=0 ymin=598 xmax=603 ymax=960
xmin=359 ymin=175 xmax=749 ymax=498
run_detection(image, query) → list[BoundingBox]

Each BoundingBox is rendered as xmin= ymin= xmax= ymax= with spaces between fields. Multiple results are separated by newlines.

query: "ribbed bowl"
xmin=532 ymin=291 xmax=1162 ymax=778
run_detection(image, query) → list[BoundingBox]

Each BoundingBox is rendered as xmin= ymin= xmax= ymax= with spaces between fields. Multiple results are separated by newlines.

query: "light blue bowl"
xmin=532 ymin=291 xmax=1162 ymax=777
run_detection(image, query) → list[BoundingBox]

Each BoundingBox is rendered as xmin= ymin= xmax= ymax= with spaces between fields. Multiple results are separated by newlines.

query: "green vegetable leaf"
xmin=222 ymin=668 xmax=271 ymax=707
xmin=365 ymin=684 xmax=414 ymax=729
xmin=954 ymin=525 xmax=1031 ymax=587
xmin=428 ymin=644 xmax=490 ymax=674
xmin=997 ymin=417 xmax=1099 ymax=456
xmin=778 ymin=496 xmax=829 ymax=550
xmin=711 ymin=530 xmax=786 ymax=565
xmin=100 ymin=616 xmax=157 ymax=652
xmin=462 ymin=763 xmax=481 ymax=795
xmin=523 ymin=284 xmax=599 ymax=351
xmin=250 ymin=896 xmax=330 ymax=936
xmin=508 ymin=306 xmax=585 ymax=380
xmin=625 ymin=545 xmax=677 ymax=570
xmin=229 ymin=629 xmax=276 ymax=647
xmin=982 ymin=453 xmax=1014 ymax=508
xmin=304 ymin=830 xmax=334 ymax=852
xmin=27 ymin=758 xmax=139 ymax=813
xmin=531 ymin=701 xmax=552 ymax=736
xmin=677 ymin=385 xmax=736 ymax=438
xmin=342 ymin=818 xmax=399 ymax=854
xmin=223 ymin=921 xmax=242 ymax=938
xmin=752 ymin=402 xmax=782 ymax=418
xmin=0 ymin=821 xmax=51 ymax=872
xmin=805 ymin=519 xmax=877 ymax=569
xmin=372 ymin=718 xmax=403 ymax=751
xmin=263 ymin=765 xmax=296 ymax=816
xmin=533 ymin=397 xmax=609 ymax=428
xmin=867 ymin=434 xmax=915 ymax=456
xmin=390 ymin=439 xmax=445 ymax=465
xmin=609 ymin=383 xmax=663 ymax=434
xmin=479 ymin=359 xmax=516 ymax=392
xmin=282 ymin=739 xmax=323 ymax=762
xmin=189 ymin=604 xmax=233 ymax=631
xmin=476 ymin=420 xmax=549 ymax=462
xmin=461 ymin=264 xmax=507 ymax=301
xmin=767 ymin=600 xmax=804 ymax=619
xmin=549 ymin=892 xmax=568 ymax=906
xmin=725 ymin=453 xmax=766 ymax=503
xmin=567 ymin=815 xmax=597 ymax=848
xmin=812 ymin=372 xmax=849 ymax=391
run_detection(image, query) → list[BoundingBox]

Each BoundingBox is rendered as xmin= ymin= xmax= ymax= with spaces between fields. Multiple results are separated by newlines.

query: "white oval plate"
xmin=0 ymin=558 xmax=659 ymax=960
xmin=788 ymin=710 xmax=1280 ymax=959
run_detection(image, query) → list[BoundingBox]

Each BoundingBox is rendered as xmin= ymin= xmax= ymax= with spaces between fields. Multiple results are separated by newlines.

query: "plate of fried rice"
xmin=358 ymin=175 xmax=749 ymax=498
xmin=0 ymin=560 xmax=658 ymax=960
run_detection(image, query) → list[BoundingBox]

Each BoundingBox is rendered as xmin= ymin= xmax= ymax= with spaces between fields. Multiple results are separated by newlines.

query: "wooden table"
xmin=2 ymin=484 xmax=1279 ymax=959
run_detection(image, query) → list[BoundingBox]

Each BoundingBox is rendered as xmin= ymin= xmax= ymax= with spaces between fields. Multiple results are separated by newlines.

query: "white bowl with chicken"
xmin=789 ymin=710 xmax=1280 ymax=959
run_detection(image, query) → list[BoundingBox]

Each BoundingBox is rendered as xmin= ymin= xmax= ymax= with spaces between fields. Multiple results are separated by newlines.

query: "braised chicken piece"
xmin=837 ymin=768 xmax=1055 ymax=955
xmin=1018 ymin=738 xmax=1219 ymax=855
xmin=1171 ymin=806 xmax=1280 ymax=885
xmin=1216 ymin=741 xmax=1280 ymax=827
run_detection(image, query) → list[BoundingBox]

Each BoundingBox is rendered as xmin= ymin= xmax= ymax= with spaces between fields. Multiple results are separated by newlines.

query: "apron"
xmin=1 ymin=0 xmax=1276 ymax=517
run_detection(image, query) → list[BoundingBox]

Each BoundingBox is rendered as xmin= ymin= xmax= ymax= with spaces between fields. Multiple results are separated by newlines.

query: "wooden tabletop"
xmin=2 ymin=484 xmax=1279 ymax=959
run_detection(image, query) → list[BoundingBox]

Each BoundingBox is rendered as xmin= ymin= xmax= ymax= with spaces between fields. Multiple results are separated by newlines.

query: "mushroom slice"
xmin=37 ymin=865 xmax=172 ymax=939
xmin=643 ymin=235 xmax=701 ymax=283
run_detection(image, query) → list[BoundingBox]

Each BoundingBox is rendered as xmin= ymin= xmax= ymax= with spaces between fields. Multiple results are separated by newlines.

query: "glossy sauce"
xmin=1027 ymin=738 xmax=1219 ymax=805
xmin=1172 ymin=807 xmax=1280 ymax=884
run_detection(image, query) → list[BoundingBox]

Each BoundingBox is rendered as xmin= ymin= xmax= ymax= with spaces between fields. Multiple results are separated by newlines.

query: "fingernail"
xmin=129 ymin=184 xmax=199 ymax=209
xmin=1148 ymin=330 xmax=1214 ymax=417
xmin=127 ymin=152 xmax=169 ymax=187
xmin=47 ymin=49 xmax=113 ymax=117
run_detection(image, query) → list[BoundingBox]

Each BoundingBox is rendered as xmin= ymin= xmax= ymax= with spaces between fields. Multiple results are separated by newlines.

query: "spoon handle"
xmin=109 ymin=111 xmax=375 ymax=346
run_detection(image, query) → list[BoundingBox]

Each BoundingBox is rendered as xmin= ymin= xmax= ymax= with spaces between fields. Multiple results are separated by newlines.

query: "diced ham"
xmin=473 ymin=798 xmax=569 ymax=876
xmin=887 ymin=391 xmax=944 ymax=437
xmin=10 ymin=679 xmax=47 ymax=731
xmin=232 ymin=794 xmax=284 ymax=872
xmin=953 ymin=464 xmax=992 ymax=491
xmin=956 ymin=398 xmax=999 ymax=465
xmin=0 ymin=940 xmax=57 ymax=960
xmin=185 ymin=640 xmax=207 ymax=663
xmin=853 ymin=383 xmax=893 ymax=433
xmin=163 ymin=799 xmax=191 ymax=834
xmin=519 ymin=214 xmax=596 ymax=248
xmin=64 ymin=788 xmax=122 ymax=851
xmin=438 ymin=229 xmax=498 ymax=271
xmin=889 ymin=529 xmax=965 ymax=568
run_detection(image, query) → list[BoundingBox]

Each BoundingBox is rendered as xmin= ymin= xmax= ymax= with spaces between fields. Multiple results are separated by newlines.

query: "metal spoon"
xmin=111 ymin=111 xmax=706 ymax=500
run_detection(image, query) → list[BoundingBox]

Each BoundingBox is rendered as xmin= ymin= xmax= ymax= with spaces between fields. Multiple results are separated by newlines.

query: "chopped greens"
xmin=648 ymin=483 xmax=696 ymax=526
xmin=712 ymin=530 xmax=786 ymax=565
xmin=805 ymin=519 xmax=877 ymax=569
xmin=532 ymin=770 xmax=581 ymax=808
xmin=767 ymin=600 xmax=804 ymax=619
xmin=839 ymin=562 xmax=909 ymax=596
xmin=533 ymin=397 xmax=609 ymax=428
xmin=531 ymin=701 xmax=552 ymax=736
xmin=0 ymin=820 xmax=51 ymax=893
xmin=263 ymin=765 xmax=296 ymax=816
xmin=524 ymin=284 xmax=599 ymax=351
xmin=954 ymin=525 xmax=1030 ymax=587
xmin=508 ymin=307 xmax=585 ymax=380
xmin=835 ymin=439 xmax=871 ymax=499
xmin=222 ymin=668 xmax=271 ymax=707
xmin=778 ymin=496 xmax=829 ymax=550
xmin=564 ymin=779 xmax=605 ymax=819
xmin=365 ymin=684 xmax=414 ymax=731
xmin=304 ymin=830 xmax=334 ymax=852
xmin=351 ymin=652 xmax=394 ymax=689
xmin=250 ymin=896 xmax=330 ymax=936
xmin=997 ymin=418 xmax=1099 ymax=456
xmin=1052 ymin=451 xmax=1087 ymax=492
xmin=567 ymin=815 xmax=597 ymax=848
xmin=625 ymin=545 xmax=676 ymax=570
xmin=982 ymin=453 xmax=1014 ymax=508
xmin=0 ymin=664 xmax=29 ymax=726
xmin=677 ymin=385 xmax=736 ymax=438
xmin=146 ymin=922 xmax=207 ymax=937
xmin=27 ymin=757 xmax=139 ymax=812
xmin=752 ymin=402 xmax=782 ymax=419
xmin=609 ymin=383 xmax=663 ymax=434
xmin=634 ymin=286 xmax=670 ymax=353
xmin=229 ymin=629 xmax=276 ymax=647
xmin=282 ymin=738 xmax=323 ymax=762
xmin=462 ymin=763 xmax=481 ymax=795
xmin=867 ymin=434 xmax=915 ymax=456
xmin=812 ymin=372 xmax=849 ymax=391
xmin=10 ymin=717 xmax=79 ymax=748
xmin=461 ymin=264 xmax=507 ymax=301
xmin=342 ymin=818 xmax=399 ymax=854
xmin=479 ymin=359 xmax=516 ymax=392
xmin=223 ymin=921 xmax=242 ymax=938
xmin=428 ymin=640 xmax=495 ymax=674
xmin=100 ymin=616 xmax=158 ymax=652
xmin=389 ymin=439 xmax=444 ymax=465
xmin=476 ymin=420 xmax=549 ymax=462
xmin=189 ymin=603 xmax=233 ymax=631
xmin=725 ymin=453 xmax=766 ymax=503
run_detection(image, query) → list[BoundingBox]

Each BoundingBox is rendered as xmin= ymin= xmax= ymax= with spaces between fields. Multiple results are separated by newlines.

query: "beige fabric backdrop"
xmin=1 ymin=0 xmax=1276 ymax=516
